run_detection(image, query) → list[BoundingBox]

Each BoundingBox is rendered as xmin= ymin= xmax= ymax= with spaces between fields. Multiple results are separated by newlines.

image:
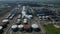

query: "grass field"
xmin=44 ymin=25 xmax=60 ymax=34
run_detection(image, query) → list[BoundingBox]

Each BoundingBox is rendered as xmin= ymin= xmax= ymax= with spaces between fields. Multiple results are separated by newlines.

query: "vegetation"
xmin=0 ymin=6 xmax=12 ymax=17
xmin=44 ymin=25 xmax=60 ymax=34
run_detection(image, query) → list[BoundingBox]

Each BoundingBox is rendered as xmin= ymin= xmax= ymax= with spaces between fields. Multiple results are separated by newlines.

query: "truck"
xmin=18 ymin=24 xmax=24 ymax=31
xmin=23 ymin=19 xmax=28 ymax=24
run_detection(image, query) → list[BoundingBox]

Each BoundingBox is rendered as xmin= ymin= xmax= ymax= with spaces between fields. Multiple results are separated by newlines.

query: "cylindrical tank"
xmin=2 ymin=19 xmax=9 ymax=24
xmin=0 ymin=23 xmax=7 ymax=28
xmin=28 ymin=15 xmax=33 ymax=19
xmin=0 ymin=26 xmax=3 ymax=33
xmin=18 ymin=25 xmax=24 ymax=31
xmin=16 ymin=19 xmax=21 ymax=25
xmin=31 ymin=24 xmax=40 ymax=31
xmin=17 ymin=14 xmax=21 ymax=19
xmin=23 ymin=19 xmax=27 ymax=24
xmin=31 ymin=24 xmax=39 ymax=28
xmin=25 ymin=15 xmax=33 ymax=19
xmin=24 ymin=19 xmax=27 ymax=21
xmin=23 ymin=24 xmax=32 ymax=32
xmin=11 ymin=25 xmax=18 ymax=31
xmin=9 ymin=14 xmax=15 ymax=20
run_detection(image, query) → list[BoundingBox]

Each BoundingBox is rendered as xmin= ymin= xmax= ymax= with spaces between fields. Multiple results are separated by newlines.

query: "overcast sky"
xmin=0 ymin=0 xmax=58 ymax=1
xmin=0 ymin=0 xmax=60 ymax=3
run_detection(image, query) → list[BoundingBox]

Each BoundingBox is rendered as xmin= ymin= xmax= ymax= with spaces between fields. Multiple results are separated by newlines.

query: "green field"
xmin=44 ymin=25 xmax=60 ymax=34
xmin=0 ymin=6 xmax=12 ymax=17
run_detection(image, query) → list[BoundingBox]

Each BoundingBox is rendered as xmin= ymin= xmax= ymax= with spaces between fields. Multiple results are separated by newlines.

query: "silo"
xmin=0 ymin=23 xmax=7 ymax=28
xmin=11 ymin=25 xmax=18 ymax=32
xmin=23 ymin=24 xmax=32 ymax=32
xmin=16 ymin=19 xmax=21 ymax=25
xmin=31 ymin=24 xmax=40 ymax=31
xmin=23 ymin=19 xmax=28 ymax=24
xmin=0 ymin=26 xmax=3 ymax=33
xmin=2 ymin=19 xmax=9 ymax=24
xmin=18 ymin=24 xmax=24 ymax=31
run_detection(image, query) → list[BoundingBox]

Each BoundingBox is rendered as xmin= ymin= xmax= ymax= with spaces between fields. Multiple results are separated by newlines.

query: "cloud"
xmin=0 ymin=0 xmax=60 ymax=3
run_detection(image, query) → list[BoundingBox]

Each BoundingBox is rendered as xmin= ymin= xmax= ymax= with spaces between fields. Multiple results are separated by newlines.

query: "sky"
xmin=0 ymin=0 xmax=60 ymax=3
xmin=0 ymin=0 xmax=58 ymax=1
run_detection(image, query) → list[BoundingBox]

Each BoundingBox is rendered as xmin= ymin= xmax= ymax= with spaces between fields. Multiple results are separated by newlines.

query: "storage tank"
xmin=16 ymin=19 xmax=21 ymax=25
xmin=11 ymin=25 xmax=18 ymax=31
xmin=0 ymin=22 xmax=7 ymax=28
xmin=25 ymin=15 xmax=33 ymax=19
xmin=9 ymin=14 xmax=15 ymax=20
xmin=23 ymin=24 xmax=32 ymax=32
xmin=31 ymin=24 xmax=40 ymax=31
xmin=0 ymin=26 xmax=3 ymax=30
xmin=0 ymin=26 xmax=3 ymax=33
xmin=39 ymin=16 xmax=42 ymax=20
xmin=18 ymin=25 xmax=24 ymax=31
xmin=17 ymin=14 xmax=21 ymax=19
xmin=23 ymin=19 xmax=27 ymax=24
xmin=2 ymin=19 xmax=9 ymax=24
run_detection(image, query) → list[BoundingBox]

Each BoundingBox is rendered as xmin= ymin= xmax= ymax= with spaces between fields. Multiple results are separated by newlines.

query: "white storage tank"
xmin=25 ymin=15 xmax=33 ymax=19
xmin=0 ymin=26 xmax=3 ymax=31
xmin=18 ymin=25 xmax=24 ymax=31
xmin=9 ymin=14 xmax=15 ymax=20
xmin=42 ymin=16 xmax=46 ymax=20
xmin=0 ymin=26 xmax=3 ymax=33
xmin=28 ymin=15 xmax=33 ymax=18
xmin=31 ymin=24 xmax=40 ymax=31
xmin=17 ymin=15 xmax=21 ymax=19
xmin=16 ymin=19 xmax=21 ymax=25
xmin=2 ymin=19 xmax=9 ymax=24
xmin=22 ymin=11 xmax=26 ymax=17
xmin=24 ymin=19 xmax=27 ymax=21
xmin=23 ymin=19 xmax=27 ymax=24
xmin=11 ymin=25 xmax=18 ymax=31
xmin=31 ymin=24 xmax=39 ymax=29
